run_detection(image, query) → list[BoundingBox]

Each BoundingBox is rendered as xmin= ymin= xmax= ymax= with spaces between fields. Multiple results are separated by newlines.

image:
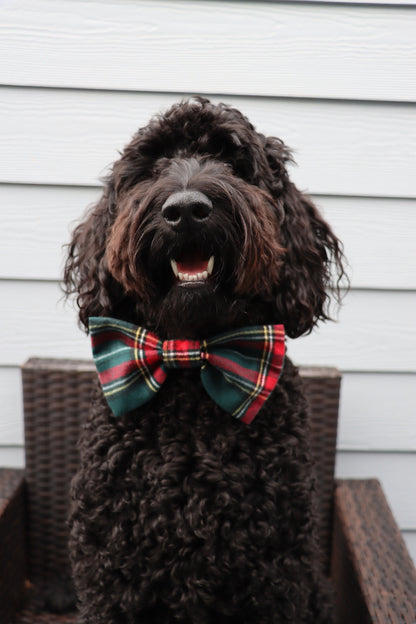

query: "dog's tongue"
xmin=176 ymin=258 xmax=208 ymax=275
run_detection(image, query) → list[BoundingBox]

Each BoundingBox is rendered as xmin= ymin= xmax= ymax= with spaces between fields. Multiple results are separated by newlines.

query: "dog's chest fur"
xmin=72 ymin=357 xmax=317 ymax=618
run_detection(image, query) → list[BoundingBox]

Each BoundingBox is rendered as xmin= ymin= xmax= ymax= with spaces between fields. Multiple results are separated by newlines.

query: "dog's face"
xmin=64 ymin=98 xmax=346 ymax=338
xmin=105 ymin=155 xmax=284 ymax=336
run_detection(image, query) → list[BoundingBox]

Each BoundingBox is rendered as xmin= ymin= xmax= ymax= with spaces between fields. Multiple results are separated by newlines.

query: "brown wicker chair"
xmin=1 ymin=358 xmax=415 ymax=623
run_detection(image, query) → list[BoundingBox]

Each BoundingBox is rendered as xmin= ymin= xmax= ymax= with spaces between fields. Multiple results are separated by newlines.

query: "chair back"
xmin=21 ymin=358 xmax=341 ymax=583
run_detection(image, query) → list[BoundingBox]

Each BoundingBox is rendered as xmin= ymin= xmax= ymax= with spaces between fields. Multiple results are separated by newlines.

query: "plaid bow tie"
xmin=89 ymin=317 xmax=285 ymax=424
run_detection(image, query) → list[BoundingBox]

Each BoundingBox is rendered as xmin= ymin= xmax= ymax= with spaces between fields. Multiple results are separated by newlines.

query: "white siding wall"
xmin=0 ymin=0 xmax=415 ymax=563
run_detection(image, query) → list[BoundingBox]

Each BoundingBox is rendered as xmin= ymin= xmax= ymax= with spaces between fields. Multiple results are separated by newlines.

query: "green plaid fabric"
xmin=89 ymin=317 xmax=285 ymax=424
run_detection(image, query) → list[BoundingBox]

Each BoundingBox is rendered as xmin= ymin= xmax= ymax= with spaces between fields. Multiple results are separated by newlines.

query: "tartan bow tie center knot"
xmin=161 ymin=338 xmax=207 ymax=369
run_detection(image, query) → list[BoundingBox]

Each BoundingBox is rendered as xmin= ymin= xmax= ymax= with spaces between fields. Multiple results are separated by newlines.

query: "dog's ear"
xmin=276 ymin=182 xmax=347 ymax=338
xmin=63 ymin=183 xmax=122 ymax=330
xmin=263 ymin=138 xmax=347 ymax=337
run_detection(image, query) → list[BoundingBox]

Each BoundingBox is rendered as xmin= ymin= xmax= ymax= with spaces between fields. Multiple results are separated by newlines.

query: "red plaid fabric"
xmin=89 ymin=317 xmax=285 ymax=424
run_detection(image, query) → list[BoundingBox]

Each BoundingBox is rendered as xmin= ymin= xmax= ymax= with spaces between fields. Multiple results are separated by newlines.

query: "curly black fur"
xmin=64 ymin=97 xmax=347 ymax=623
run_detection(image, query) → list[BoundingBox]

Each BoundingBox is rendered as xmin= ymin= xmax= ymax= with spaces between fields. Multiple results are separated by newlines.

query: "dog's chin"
xmin=152 ymin=279 xmax=239 ymax=339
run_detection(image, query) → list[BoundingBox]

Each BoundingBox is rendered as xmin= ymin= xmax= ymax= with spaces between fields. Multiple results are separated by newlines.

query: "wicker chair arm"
xmin=331 ymin=478 xmax=416 ymax=624
xmin=0 ymin=468 xmax=26 ymax=623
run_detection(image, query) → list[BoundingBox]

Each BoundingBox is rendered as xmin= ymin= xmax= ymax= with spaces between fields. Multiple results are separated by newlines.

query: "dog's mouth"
xmin=170 ymin=254 xmax=215 ymax=287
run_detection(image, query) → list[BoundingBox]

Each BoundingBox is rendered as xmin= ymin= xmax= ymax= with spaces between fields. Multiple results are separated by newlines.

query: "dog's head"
xmin=64 ymin=97 xmax=346 ymax=338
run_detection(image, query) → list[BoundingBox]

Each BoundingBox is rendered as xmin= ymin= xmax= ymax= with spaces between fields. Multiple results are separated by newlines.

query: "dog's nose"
xmin=161 ymin=190 xmax=212 ymax=228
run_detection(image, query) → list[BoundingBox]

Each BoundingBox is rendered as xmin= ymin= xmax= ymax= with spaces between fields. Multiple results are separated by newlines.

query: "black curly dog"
xmin=64 ymin=97 xmax=346 ymax=623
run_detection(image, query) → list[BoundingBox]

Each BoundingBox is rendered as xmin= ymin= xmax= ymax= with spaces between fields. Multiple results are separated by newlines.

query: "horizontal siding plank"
xmin=1 ymin=1 xmax=415 ymax=101
xmin=336 ymin=451 xmax=416 ymax=530
xmin=2 ymin=184 xmax=415 ymax=290
xmin=0 ymin=281 xmax=91 ymax=365
xmin=338 ymin=373 xmax=416 ymax=451
xmin=288 ymin=289 xmax=416 ymax=372
xmin=0 ymin=185 xmax=101 ymax=282
xmin=292 ymin=1 xmax=416 ymax=4
xmin=0 ymin=446 xmax=24 ymax=468
xmin=0 ymin=282 xmax=414 ymax=371
xmin=403 ymin=531 xmax=416 ymax=567
xmin=0 ymin=368 xmax=23 ymax=446
xmin=1 ymin=88 xmax=415 ymax=197
xmin=315 ymin=195 xmax=416 ymax=290
xmin=2 ymin=367 xmax=415 ymax=451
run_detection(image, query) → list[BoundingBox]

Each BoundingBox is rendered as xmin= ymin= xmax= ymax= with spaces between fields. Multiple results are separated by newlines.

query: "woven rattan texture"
xmin=300 ymin=369 xmax=341 ymax=574
xmin=334 ymin=480 xmax=416 ymax=624
xmin=0 ymin=469 xmax=25 ymax=624
xmin=22 ymin=359 xmax=96 ymax=584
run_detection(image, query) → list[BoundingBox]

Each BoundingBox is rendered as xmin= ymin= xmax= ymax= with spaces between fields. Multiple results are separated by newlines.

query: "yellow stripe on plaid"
xmin=89 ymin=319 xmax=138 ymax=339
xmin=134 ymin=326 xmax=161 ymax=393
xmin=231 ymin=325 xmax=272 ymax=418
xmin=206 ymin=326 xmax=265 ymax=347
xmin=104 ymin=371 xmax=144 ymax=397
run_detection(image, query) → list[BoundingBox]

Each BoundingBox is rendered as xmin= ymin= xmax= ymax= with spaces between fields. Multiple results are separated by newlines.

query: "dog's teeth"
xmin=177 ymin=267 xmax=210 ymax=283
xmin=207 ymin=256 xmax=214 ymax=275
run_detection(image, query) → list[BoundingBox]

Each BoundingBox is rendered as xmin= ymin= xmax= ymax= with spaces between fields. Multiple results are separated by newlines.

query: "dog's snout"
xmin=162 ymin=190 xmax=212 ymax=228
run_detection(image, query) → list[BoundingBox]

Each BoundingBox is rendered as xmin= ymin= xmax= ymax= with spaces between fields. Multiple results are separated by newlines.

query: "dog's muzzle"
xmin=161 ymin=190 xmax=212 ymax=231
xmin=162 ymin=190 xmax=215 ymax=287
